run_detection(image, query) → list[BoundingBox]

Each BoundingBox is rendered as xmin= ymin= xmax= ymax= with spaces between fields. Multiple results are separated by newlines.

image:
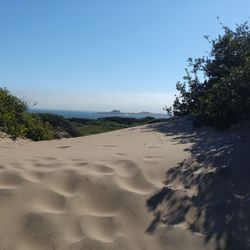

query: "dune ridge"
xmin=0 ymin=121 xmax=216 ymax=250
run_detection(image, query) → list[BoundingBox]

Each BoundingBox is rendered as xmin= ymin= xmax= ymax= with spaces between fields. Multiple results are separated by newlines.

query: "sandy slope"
xmin=0 ymin=120 xmax=216 ymax=250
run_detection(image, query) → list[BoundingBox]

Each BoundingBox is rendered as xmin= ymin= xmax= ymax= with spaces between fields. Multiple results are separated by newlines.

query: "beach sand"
xmin=0 ymin=119 xmax=230 ymax=250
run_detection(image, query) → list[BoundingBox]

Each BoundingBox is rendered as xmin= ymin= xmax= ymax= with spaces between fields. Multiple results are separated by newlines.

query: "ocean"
xmin=29 ymin=109 xmax=169 ymax=120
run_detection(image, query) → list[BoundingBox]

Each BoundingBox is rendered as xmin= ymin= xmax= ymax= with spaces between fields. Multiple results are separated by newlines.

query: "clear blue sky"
xmin=0 ymin=0 xmax=249 ymax=112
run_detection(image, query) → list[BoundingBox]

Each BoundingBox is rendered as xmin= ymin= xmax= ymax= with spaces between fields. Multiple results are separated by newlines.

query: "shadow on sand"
xmin=146 ymin=118 xmax=250 ymax=250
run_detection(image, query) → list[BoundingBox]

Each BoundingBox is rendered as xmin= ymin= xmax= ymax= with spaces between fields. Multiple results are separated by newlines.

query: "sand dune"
xmin=0 ymin=120 xmax=217 ymax=250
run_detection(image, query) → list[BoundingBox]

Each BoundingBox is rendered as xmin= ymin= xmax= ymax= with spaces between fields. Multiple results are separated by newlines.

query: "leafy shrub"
xmin=169 ymin=21 xmax=250 ymax=129
xmin=34 ymin=113 xmax=80 ymax=138
xmin=0 ymin=88 xmax=54 ymax=140
xmin=24 ymin=114 xmax=54 ymax=141
xmin=68 ymin=117 xmax=91 ymax=124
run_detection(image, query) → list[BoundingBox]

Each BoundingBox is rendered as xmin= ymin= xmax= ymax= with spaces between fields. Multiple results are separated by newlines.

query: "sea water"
xmin=29 ymin=109 xmax=169 ymax=119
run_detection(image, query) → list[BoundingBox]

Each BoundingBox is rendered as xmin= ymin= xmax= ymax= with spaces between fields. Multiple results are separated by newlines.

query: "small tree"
xmin=0 ymin=88 xmax=54 ymax=140
xmin=170 ymin=21 xmax=250 ymax=129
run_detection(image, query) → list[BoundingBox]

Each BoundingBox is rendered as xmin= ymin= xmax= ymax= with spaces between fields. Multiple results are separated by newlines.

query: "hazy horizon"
xmin=14 ymin=88 xmax=175 ymax=113
xmin=1 ymin=0 xmax=249 ymax=112
xmin=30 ymin=107 xmax=169 ymax=114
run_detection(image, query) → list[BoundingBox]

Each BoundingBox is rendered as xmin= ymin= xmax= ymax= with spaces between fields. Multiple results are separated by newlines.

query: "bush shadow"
xmin=145 ymin=118 xmax=250 ymax=250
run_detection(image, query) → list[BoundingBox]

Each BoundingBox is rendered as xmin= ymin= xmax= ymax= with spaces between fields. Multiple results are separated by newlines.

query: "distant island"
xmin=98 ymin=110 xmax=166 ymax=117
xmin=110 ymin=109 xmax=121 ymax=113
xmin=131 ymin=111 xmax=152 ymax=115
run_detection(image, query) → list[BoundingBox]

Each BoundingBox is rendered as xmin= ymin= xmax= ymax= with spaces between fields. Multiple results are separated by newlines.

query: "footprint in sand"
xmin=0 ymin=165 xmax=6 ymax=170
xmin=74 ymin=161 xmax=89 ymax=168
xmin=112 ymin=160 xmax=140 ymax=178
xmin=71 ymin=176 xmax=119 ymax=216
xmin=43 ymin=157 xmax=57 ymax=160
xmin=31 ymin=189 xmax=67 ymax=214
xmin=143 ymin=156 xmax=163 ymax=162
xmin=34 ymin=162 xmax=63 ymax=168
xmin=115 ymin=153 xmax=127 ymax=157
xmin=0 ymin=189 xmax=15 ymax=204
xmin=57 ymin=145 xmax=71 ymax=149
xmin=44 ymin=170 xmax=79 ymax=196
xmin=80 ymin=215 xmax=121 ymax=243
xmin=148 ymin=145 xmax=163 ymax=149
xmin=93 ymin=164 xmax=114 ymax=175
xmin=0 ymin=171 xmax=24 ymax=189
xmin=15 ymin=213 xmax=58 ymax=250
xmin=22 ymin=171 xmax=45 ymax=183
xmin=96 ymin=145 xmax=118 ymax=150
xmin=82 ymin=164 xmax=115 ymax=176
xmin=111 ymin=160 xmax=156 ymax=194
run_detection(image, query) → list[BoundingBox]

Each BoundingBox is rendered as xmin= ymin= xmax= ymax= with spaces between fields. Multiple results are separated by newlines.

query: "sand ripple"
xmin=0 ymin=122 xmax=212 ymax=249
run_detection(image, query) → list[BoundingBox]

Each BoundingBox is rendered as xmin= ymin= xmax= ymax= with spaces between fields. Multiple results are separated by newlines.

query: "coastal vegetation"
xmin=35 ymin=113 xmax=166 ymax=138
xmin=0 ymin=88 xmax=167 ymax=140
xmin=167 ymin=21 xmax=250 ymax=129
xmin=157 ymin=21 xmax=250 ymax=249
xmin=0 ymin=88 xmax=54 ymax=140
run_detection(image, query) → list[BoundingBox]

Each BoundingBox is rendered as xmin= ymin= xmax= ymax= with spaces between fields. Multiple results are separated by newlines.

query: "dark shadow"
xmin=146 ymin=117 xmax=250 ymax=250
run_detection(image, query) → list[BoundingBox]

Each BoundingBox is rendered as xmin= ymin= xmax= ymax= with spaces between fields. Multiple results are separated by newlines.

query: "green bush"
xmin=169 ymin=21 xmax=250 ymax=129
xmin=0 ymin=88 xmax=54 ymax=140
xmin=24 ymin=114 xmax=54 ymax=141
xmin=34 ymin=113 xmax=80 ymax=138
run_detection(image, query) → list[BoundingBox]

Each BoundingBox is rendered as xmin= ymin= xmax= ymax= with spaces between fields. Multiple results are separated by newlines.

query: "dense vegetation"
xmin=0 ymin=88 xmax=54 ymax=140
xmin=168 ymin=21 xmax=250 ymax=129
xmin=34 ymin=113 xmax=81 ymax=138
